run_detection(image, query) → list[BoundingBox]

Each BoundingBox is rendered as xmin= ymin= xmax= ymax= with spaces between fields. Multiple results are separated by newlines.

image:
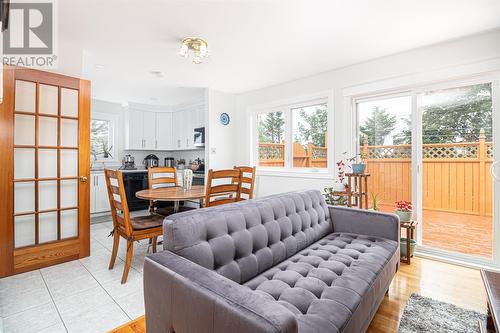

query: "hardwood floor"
xmin=109 ymin=257 xmax=488 ymax=333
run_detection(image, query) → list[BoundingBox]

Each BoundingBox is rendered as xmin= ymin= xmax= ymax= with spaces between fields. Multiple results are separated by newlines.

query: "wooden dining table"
xmin=135 ymin=185 xmax=205 ymax=212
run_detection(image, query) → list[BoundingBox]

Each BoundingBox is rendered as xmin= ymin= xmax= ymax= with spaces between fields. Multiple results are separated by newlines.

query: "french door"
xmin=356 ymin=77 xmax=500 ymax=266
xmin=0 ymin=66 xmax=91 ymax=277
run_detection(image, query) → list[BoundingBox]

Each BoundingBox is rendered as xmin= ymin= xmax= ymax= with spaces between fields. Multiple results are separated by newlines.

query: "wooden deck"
xmin=378 ymin=204 xmax=492 ymax=258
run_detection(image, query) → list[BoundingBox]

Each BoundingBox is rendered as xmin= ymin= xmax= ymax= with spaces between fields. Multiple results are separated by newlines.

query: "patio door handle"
xmin=490 ymin=161 xmax=500 ymax=182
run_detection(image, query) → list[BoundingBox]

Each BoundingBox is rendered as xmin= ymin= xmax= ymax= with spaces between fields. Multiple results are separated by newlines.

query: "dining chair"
xmin=204 ymin=169 xmax=241 ymax=207
xmin=148 ymin=167 xmax=178 ymax=216
xmin=233 ymin=166 xmax=256 ymax=200
xmin=104 ymin=169 xmax=163 ymax=284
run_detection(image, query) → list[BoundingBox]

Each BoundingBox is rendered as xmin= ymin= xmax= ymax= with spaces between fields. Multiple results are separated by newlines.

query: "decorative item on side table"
xmin=323 ymin=151 xmax=370 ymax=208
xmin=395 ymin=200 xmax=412 ymax=222
xmin=400 ymin=220 xmax=418 ymax=264
xmin=351 ymin=137 xmax=368 ymax=174
xmin=183 ymin=169 xmax=193 ymax=190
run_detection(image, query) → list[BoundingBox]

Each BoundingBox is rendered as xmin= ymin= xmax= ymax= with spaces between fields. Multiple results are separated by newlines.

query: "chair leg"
xmin=109 ymin=232 xmax=120 ymax=269
xmin=121 ymin=240 xmax=134 ymax=284
xmin=152 ymin=236 xmax=158 ymax=253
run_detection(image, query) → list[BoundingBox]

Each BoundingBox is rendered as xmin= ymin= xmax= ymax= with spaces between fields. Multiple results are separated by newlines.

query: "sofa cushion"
xmin=244 ymin=232 xmax=398 ymax=333
xmin=163 ymin=190 xmax=332 ymax=284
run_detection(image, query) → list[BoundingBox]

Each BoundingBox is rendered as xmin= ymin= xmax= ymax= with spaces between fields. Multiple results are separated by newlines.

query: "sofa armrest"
xmin=144 ymin=251 xmax=298 ymax=333
xmin=328 ymin=206 xmax=400 ymax=242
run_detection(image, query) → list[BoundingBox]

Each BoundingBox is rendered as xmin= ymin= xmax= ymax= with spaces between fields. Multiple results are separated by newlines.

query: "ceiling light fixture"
xmin=179 ymin=37 xmax=209 ymax=64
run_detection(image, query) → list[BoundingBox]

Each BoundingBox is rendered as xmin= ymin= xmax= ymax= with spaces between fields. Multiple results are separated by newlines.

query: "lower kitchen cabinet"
xmin=91 ymin=172 xmax=111 ymax=214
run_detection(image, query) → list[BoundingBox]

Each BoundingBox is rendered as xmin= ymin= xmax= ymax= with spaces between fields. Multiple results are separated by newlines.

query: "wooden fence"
xmin=363 ymin=132 xmax=493 ymax=217
xmin=259 ymin=142 xmax=327 ymax=168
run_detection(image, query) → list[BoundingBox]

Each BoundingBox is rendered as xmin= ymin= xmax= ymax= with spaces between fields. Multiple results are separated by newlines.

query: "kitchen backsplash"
xmin=94 ymin=150 xmax=205 ymax=168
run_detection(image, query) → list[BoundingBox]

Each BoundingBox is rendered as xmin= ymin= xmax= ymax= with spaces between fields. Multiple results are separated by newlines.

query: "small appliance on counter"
xmin=194 ymin=127 xmax=205 ymax=147
xmin=143 ymin=154 xmax=159 ymax=168
xmin=120 ymin=154 xmax=136 ymax=170
xmin=164 ymin=157 xmax=175 ymax=168
xmin=176 ymin=159 xmax=186 ymax=170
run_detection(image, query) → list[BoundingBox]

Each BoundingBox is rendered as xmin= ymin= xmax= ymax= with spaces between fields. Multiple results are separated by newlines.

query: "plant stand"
xmin=345 ymin=173 xmax=370 ymax=209
xmin=400 ymin=220 xmax=418 ymax=264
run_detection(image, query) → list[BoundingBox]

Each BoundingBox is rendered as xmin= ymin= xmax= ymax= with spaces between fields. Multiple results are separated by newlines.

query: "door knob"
xmin=79 ymin=176 xmax=88 ymax=183
xmin=490 ymin=161 xmax=500 ymax=182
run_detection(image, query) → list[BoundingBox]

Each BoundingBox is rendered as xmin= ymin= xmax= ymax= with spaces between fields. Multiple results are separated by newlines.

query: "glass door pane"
xmin=357 ymin=96 xmax=413 ymax=213
xmin=419 ymin=83 xmax=493 ymax=259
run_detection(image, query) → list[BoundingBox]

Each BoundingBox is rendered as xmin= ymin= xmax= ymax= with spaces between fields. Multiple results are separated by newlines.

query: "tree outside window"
xmin=90 ymin=119 xmax=114 ymax=160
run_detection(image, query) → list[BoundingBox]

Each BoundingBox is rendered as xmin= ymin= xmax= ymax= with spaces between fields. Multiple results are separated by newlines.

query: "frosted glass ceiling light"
xmin=179 ymin=37 xmax=209 ymax=64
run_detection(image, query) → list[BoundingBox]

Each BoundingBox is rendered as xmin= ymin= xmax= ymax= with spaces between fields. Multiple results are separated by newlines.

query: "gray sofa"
xmin=144 ymin=190 xmax=400 ymax=333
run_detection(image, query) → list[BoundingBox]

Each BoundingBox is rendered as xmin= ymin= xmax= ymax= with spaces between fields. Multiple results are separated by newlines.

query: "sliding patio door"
xmin=417 ymin=81 xmax=498 ymax=262
xmin=357 ymin=78 xmax=500 ymax=266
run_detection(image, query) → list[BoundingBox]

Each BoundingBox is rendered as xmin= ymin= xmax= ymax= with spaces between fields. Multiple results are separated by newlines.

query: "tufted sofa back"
xmin=163 ymin=190 xmax=332 ymax=284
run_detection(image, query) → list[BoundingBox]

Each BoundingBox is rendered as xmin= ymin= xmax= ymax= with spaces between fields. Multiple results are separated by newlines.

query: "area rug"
xmin=397 ymin=294 xmax=486 ymax=333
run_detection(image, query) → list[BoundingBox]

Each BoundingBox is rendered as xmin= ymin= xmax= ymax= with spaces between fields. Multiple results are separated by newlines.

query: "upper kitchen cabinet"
xmin=156 ymin=112 xmax=173 ymax=150
xmin=143 ymin=111 xmax=156 ymax=149
xmin=124 ymin=103 xmax=205 ymax=151
xmin=125 ymin=109 xmax=159 ymax=150
xmin=172 ymin=104 xmax=205 ymax=150
xmin=126 ymin=109 xmax=144 ymax=149
xmin=172 ymin=110 xmax=183 ymax=149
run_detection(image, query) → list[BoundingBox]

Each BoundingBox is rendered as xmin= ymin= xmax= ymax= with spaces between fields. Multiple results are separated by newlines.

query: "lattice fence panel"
xmin=312 ymin=148 xmax=327 ymax=159
xmin=259 ymin=145 xmax=283 ymax=160
xmin=367 ymin=146 xmax=412 ymax=159
xmin=423 ymin=145 xmax=477 ymax=159
xmin=486 ymin=143 xmax=494 ymax=159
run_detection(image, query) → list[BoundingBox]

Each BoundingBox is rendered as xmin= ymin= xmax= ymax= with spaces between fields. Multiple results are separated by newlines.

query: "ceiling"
xmin=55 ymin=0 xmax=500 ymax=105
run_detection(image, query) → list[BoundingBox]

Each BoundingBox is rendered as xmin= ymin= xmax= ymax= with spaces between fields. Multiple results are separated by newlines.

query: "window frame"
xmin=249 ymin=91 xmax=334 ymax=177
xmin=90 ymin=112 xmax=116 ymax=162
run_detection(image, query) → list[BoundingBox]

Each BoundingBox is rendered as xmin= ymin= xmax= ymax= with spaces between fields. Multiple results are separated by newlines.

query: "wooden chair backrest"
xmin=104 ymin=169 xmax=133 ymax=235
xmin=205 ymin=169 xmax=241 ymax=207
xmin=148 ymin=167 xmax=178 ymax=189
xmin=234 ymin=166 xmax=256 ymax=200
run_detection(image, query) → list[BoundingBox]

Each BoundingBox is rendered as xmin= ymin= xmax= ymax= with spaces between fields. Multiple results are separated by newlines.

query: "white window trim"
xmin=91 ymin=112 xmax=117 ymax=162
xmin=248 ymin=90 xmax=334 ymax=176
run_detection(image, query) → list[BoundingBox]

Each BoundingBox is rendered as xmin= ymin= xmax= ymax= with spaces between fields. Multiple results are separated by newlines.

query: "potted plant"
xmin=351 ymin=151 xmax=367 ymax=174
xmin=370 ymin=192 xmax=380 ymax=211
xmin=395 ymin=200 xmax=412 ymax=222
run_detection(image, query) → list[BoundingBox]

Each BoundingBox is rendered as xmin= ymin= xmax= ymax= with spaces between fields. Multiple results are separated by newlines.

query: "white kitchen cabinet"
xmin=125 ymin=105 xmax=205 ymax=151
xmin=172 ymin=111 xmax=183 ymax=149
xmin=90 ymin=172 xmax=110 ymax=214
xmin=183 ymin=109 xmax=194 ymax=149
xmin=143 ymin=111 xmax=156 ymax=150
xmin=126 ymin=109 xmax=144 ymax=149
xmin=156 ymin=112 xmax=172 ymax=150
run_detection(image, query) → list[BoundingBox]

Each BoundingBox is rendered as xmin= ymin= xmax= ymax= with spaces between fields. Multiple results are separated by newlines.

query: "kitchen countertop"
xmin=90 ymin=167 xmax=203 ymax=174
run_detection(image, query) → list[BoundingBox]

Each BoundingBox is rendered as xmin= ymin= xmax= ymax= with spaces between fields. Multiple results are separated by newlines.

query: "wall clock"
xmin=220 ymin=112 xmax=230 ymax=125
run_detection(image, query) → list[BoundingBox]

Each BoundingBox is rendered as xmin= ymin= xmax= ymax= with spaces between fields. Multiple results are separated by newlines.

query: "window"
xmin=90 ymin=114 xmax=115 ymax=161
xmin=255 ymin=99 xmax=328 ymax=170
xmin=257 ymin=111 xmax=286 ymax=167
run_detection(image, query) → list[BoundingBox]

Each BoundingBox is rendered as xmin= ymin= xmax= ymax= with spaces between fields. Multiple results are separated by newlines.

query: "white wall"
xmin=230 ymin=29 xmax=500 ymax=197
xmin=207 ymin=89 xmax=238 ymax=170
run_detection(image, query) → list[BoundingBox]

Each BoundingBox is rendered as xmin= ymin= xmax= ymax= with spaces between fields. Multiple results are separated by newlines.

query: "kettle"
xmin=143 ymin=154 xmax=159 ymax=168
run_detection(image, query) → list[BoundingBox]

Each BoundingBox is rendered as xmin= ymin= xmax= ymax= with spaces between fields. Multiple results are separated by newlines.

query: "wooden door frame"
xmin=0 ymin=65 xmax=91 ymax=277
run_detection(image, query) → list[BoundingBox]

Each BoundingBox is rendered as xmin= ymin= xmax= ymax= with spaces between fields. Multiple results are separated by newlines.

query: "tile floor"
xmin=0 ymin=217 xmax=155 ymax=333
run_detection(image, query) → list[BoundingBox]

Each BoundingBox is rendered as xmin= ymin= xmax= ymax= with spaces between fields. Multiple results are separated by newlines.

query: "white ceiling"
xmin=56 ymin=0 xmax=500 ymax=105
